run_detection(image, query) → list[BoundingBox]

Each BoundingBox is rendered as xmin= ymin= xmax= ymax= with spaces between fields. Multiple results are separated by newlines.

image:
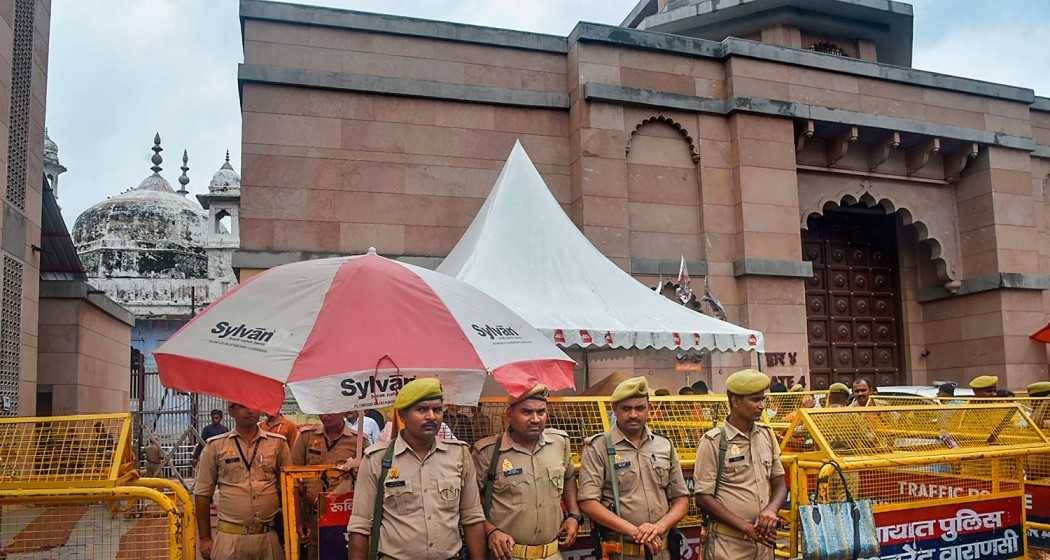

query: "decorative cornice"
xmin=583 ymin=83 xmax=1037 ymax=154
xmin=917 ymin=273 xmax=1050 ymax=302
xmin=733 ymin=259 xmax=813 ymax=279
xmin=238 ymin=64 xmax=571 ymax=110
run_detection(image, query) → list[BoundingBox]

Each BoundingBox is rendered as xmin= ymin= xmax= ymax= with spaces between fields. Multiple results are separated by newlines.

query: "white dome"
xmin=44 ymin=129 xmax=59 ymax=165
xmin=72 ymin=134 xmax=210 ymax=279
xmin=209 ymin=153 xmax=240 ymax=193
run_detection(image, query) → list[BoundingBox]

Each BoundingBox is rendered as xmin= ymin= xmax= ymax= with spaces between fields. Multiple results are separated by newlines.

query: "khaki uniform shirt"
xmin=291 ymin=425 xmax=361 ymax=467
xmin=473 ymin=428 xmax=575 ymax=546
xmin=292 ymin=425 xmax=362 ymax=505
xmin=260 ymin=416 xmax=299 ymax=450
xmin=193 ymin=429 xmax=291 ymax=525
xmin=694 ymin=422 xmax=785 ymax=527
xmin=578 ymin=425 xmax=689 ymax=532
xmin=348 ymin=434 xmax=486 ymax=560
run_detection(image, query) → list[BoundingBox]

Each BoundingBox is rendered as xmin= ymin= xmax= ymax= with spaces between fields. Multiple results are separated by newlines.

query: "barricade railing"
xmin=0 ymin=413 xmax=193 ymax=559
xmin=280 ymin=465 xmax=355 ymax=560
xmin=779 ymin=403 xmax=1050 ymax=559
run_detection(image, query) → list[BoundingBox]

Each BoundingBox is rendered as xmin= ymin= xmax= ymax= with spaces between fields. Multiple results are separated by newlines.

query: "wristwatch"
xmin=564 ymin=512 xmax=584 ymax=523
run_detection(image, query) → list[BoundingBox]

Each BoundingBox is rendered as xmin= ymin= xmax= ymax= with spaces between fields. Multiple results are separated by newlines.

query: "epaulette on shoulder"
xmin=365 ymin=441 xmax=391 ymax=456
xmin=650 ymin=431 xmax=671 ymax=442
xmin=545 ymin=428 xmax=569 ymax=439
xmin=206 ymin=432 xmax=229 ymax=443
xmin=703 ymin=427 xmax=722 ymax=439
xmin=584 ymin=434 xmax=602 ymax=446
xmin=474 ymin=435 xmax=499 ymax=452
xmin=263 ymin=431 xmax=286 ymax=440
xmin=298 ymin=424 xmax=320 ymax=433
xmin=444 ymin=438 xmax=470 ymax=447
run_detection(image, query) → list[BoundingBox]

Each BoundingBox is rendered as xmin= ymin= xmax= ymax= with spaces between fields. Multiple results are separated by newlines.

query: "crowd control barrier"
xmin=0 ymin=413 xmax=193 ymax=559
xmin=780 ymin=403 xmax=1050 ymax=559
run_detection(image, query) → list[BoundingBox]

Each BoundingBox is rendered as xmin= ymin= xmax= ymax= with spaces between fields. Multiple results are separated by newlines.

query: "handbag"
xmin=799 ymin=461 xmax=880 ymax=560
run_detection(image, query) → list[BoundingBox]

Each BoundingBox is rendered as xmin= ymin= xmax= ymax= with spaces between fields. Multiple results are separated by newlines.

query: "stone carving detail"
xmin=5 ymin=0 xmax=33 ymax=212
xmin=799 ymin=177 xmax=961 ymax=283
xmin=626 ymin=115 xmax=701 ymax=163
xmin=0 ymin=257 xmax=22 ymax=415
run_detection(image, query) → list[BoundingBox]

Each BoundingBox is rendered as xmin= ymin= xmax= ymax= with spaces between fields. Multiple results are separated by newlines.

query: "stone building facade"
xmin=234 ymin=0 xmax=1050 ymax=391
xmin=0 ymin=0 xmax=53 ymax=415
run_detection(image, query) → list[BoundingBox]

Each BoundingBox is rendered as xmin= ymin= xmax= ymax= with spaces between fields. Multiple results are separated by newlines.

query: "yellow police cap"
xmin=788 ymin=383 xmax=804 ymax=393
xmin=611 ymin=376 xmax=651 ymax=403
xmin=725 ymin=369 xmax=770 ymax=395
xmin=393 ymin=378 xmax=443 ymax=410
xmin=828 ymin=382 xmax=850 ymax=395
xmin=1028 ymin=381 xmax=1050 ymax=397
xmin=969 ymin=375 xmax=998 ymax=389
xmin=509 ymin=383 xmax=549 ymax=405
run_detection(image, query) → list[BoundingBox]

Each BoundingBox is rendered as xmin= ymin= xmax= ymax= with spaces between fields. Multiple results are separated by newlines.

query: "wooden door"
xmin=803 ymin=208 xmax=903 ymax=389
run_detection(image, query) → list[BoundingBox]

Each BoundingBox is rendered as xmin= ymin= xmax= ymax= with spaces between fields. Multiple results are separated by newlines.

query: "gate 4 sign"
xmin=874 ymin=497 xmax=1023 ymax=559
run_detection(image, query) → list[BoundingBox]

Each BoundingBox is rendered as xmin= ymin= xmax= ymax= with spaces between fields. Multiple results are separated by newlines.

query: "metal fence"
xmin=0 ymin=413 xmax=194 ymax=559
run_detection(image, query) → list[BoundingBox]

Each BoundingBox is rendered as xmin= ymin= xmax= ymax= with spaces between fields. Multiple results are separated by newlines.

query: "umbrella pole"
xmin=582 ymin=348 xmax=590 ymax=390
xmin=350 ymin=412 xmax=365 ymax=470
xmin=756 ymin=350 xmax=764 ymax=372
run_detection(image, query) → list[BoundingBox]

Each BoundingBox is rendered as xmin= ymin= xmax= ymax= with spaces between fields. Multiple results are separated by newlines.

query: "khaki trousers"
xmin=212 ymin=530 xmax=283 ymax=560
xmin=704 ymin=531 xmax=772 ymax=560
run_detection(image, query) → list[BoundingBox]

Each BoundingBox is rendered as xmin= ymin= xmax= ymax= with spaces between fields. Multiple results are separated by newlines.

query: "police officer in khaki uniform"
xmin=194 ymin=402 xmax=292 ymax=560
xmin=578 ymin=376 xmax=690 ymax=560
xmin=970 ymin=374 xmax=999 ymax=397
xmin=826 ymin=383 xmax=850 ymax=408
xmin=474 ymin=384 xmax=582 ymax=560
xmin=292 ymin=411 xmax=362 ymax=560
xmin=694 ymin=369 xmax=786 ymax=560
xmin=348 ymin=378 xmax=486 ymax=560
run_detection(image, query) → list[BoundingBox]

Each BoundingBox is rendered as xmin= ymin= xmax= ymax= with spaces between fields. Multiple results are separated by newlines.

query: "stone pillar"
xmin=926 ymin=147 xmax=1048 ymax=386
xmin=725 ymin=113 xmax=810 ymax=388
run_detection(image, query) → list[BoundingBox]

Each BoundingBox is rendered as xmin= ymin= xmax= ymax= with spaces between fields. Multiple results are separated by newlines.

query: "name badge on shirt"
xmin=385 ymin=480 xmax=406 ymax=488
xmin=224 ymin=457 xmax=240 ymax=464
xmin=308 ymin=448 xmax=322 ymax=455
xmin=728 ymin=454 xmax=746 ymax=464
xmin=503 ymin=468 xmax=523 ymax=477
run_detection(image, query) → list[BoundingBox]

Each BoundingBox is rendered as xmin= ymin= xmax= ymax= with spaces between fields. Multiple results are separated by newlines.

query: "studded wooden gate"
xmin=803 ymin=208 xmax=903 ymax=390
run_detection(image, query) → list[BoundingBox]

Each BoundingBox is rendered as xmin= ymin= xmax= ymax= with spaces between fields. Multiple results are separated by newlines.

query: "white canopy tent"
xmin=438 ymin=141 xmax=765 ymax=355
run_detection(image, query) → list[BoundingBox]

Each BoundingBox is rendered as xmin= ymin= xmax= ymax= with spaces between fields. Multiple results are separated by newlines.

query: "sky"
xmin=46 ymin=0 xmax=1050 ymax=228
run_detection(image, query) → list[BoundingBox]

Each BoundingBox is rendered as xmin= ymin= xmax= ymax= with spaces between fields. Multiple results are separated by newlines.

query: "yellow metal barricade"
xmin=0 ymin=413 xmax=192 ymax=559
xmin=780 ymin=403 xmax=1050 ymax=559
xmin=763 ymin=390 xmax=828 ymax=435
xmin=281 ymin=465 xmax=355 ymax=560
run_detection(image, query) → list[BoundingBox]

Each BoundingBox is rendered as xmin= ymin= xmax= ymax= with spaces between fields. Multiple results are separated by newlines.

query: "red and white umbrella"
xmin=156 ymin=250 xmax=575 ymax=414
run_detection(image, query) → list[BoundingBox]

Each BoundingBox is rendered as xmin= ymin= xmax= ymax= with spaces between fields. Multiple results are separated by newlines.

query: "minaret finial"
xmin=150 ymin=133 xmax=163 ymax=174
xmin=225 ymin=149 xmax=230 ymax=163
xmin=177 ymin=149 xmax=190 ymax=195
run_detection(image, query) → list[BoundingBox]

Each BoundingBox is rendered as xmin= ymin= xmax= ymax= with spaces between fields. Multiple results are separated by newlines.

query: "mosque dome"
xmin=44 ymin=128 xmax=59 ymax=165
xmin=208 ymin=150 xmax=240 ymax=193
xmin=72 ymin=134 xmax=209 ymax=279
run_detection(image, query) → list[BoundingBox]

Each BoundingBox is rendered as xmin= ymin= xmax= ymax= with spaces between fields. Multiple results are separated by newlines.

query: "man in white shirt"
xmin=345 ymin=410 xmax=381 ymax=445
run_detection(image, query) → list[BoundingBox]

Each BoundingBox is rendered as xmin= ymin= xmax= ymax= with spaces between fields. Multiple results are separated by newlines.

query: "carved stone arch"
xmin=799 ymin=179 xmax=961 ymax=284
xmin=625 ymin=114 xmax=701 ymax=163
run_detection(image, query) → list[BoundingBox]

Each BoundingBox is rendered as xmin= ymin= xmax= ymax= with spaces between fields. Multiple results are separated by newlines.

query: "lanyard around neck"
xmin=234 ymin=436 xmax=262 ymax=471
